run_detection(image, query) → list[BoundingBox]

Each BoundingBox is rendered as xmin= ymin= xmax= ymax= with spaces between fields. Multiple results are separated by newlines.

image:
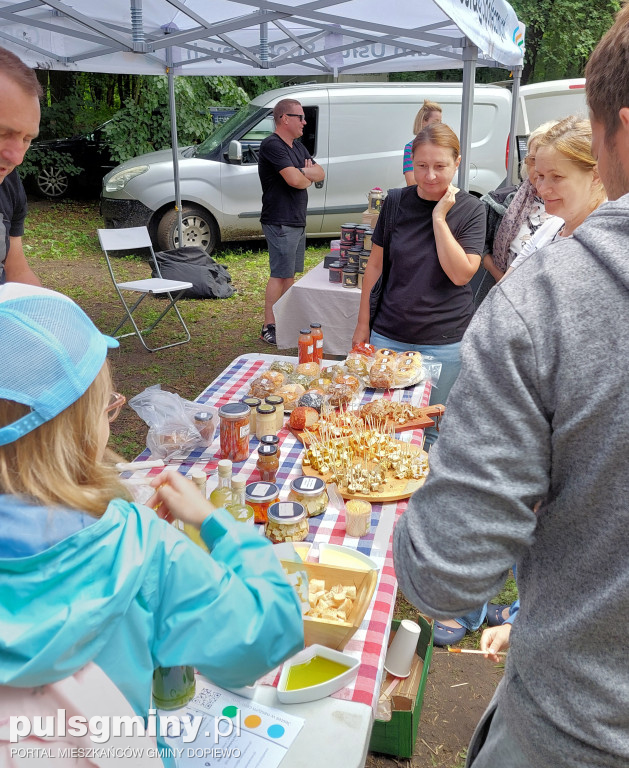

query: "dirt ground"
xmin=26 ymin=196 xmax=502 ymax=768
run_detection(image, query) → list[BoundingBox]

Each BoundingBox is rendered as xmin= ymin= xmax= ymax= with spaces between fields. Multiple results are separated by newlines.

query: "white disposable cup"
xmin=383 ymin=620 xmax=421 ymax=678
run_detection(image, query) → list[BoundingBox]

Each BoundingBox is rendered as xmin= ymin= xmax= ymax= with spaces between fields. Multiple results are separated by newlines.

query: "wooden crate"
xmin=281 ymin=560 xmax=378 ymax=650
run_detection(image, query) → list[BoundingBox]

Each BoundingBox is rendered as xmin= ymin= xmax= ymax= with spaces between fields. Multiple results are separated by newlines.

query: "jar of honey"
xmin=255 ymin=403 xmax=277 ymax=440
xmin=218 ymin=403 xmax=251 ymax=463
xmin=298 ymin=328 xmax=314 ymax=364
xmin=265 ymin=501 xmax=309 ymax=543
xmin=245 ymin=481 xmax=280 ymax=524
xmin=265 ymin=395 xmax=285 ymax=432
xmin=256 ymin=443 xmax=279 ymax=483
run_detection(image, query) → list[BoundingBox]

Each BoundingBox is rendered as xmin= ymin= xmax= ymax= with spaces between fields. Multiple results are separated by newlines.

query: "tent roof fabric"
xmin=0 ymin=0 xmax=524 ymax=76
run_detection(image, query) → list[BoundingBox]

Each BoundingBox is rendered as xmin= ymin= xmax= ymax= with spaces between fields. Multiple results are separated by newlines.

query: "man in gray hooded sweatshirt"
xmin=393 ymin=7 xmax=629 ymax=768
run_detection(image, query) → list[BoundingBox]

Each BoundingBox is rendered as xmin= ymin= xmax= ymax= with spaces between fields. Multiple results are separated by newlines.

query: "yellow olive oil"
xmin=285 ymin=656 xmax=350 ymax=690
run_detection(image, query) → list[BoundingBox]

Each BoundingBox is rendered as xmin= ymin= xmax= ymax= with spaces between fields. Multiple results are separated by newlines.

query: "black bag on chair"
xmin=152 ymin=247 xmax=236 ymax=299
xmin=368 ymin=187 xmax=403 ymax=329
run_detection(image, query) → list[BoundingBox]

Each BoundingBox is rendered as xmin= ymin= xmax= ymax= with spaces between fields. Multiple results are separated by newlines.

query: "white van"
xmin=101 ymin=82 xmax=512 ymax=253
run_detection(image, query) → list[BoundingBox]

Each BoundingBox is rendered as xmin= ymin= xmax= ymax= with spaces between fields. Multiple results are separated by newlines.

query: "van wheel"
xmin=156 ymin=206 xmax=219 ymax=254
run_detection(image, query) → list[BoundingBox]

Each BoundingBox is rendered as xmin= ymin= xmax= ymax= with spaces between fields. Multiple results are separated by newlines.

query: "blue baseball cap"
xmin=0 ymin=284 xmax=118 ymax=446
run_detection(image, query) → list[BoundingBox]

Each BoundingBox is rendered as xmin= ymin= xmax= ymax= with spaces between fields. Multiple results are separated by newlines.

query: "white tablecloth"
xmin=273 ymin=261 xmax=361 ymax=355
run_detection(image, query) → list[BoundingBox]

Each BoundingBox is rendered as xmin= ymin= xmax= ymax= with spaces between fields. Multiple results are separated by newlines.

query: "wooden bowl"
xmin=281 ymin=559 xmax=378 ymax=650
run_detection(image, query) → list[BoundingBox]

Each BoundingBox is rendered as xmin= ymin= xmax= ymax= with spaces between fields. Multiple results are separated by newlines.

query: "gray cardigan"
xmin=393 ymin=194 xmax=629 ymax=767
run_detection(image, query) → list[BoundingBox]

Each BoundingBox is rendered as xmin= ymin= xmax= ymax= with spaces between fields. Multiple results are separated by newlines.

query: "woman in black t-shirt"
xmin=353 ymin=123 xmax=485 ymax=450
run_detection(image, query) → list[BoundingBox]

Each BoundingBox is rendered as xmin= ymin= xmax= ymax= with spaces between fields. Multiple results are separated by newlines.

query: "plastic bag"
xmin=128 ymin=384 xmax=217 ymax=459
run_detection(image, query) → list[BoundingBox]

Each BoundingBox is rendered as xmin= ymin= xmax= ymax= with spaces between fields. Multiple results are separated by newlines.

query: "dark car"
xmin=26 ymin=121 xmax=116 ymax=199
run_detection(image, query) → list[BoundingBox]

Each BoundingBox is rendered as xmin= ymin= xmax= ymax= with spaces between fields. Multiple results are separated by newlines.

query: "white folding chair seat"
xmin=97 ymin=226 xmax=193 ymax=352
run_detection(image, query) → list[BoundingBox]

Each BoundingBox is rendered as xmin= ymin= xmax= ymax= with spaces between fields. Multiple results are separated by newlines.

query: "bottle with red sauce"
xmin=298 ymin=328 xmax=314 ymax=364
xmin=309 ymin=322 xmax=324 ymax=364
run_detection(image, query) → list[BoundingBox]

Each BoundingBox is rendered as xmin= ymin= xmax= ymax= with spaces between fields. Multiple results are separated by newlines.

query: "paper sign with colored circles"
xmin=164 ymin=680 xmax=304 ymax=768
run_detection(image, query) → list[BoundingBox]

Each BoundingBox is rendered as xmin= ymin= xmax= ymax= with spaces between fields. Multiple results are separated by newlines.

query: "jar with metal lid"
xmin=256 ymin=444 xmax=279 ymax=483
xmin=260 ymin=434 xmax=279 ymax=447
xmin=288 ymin=475 xmax=328 ymax=517
xmin=241 ymin=396 xmax=261 ymax=433
xmin=354 ymin=225 xmax=367 ymax=248
xmin=368 ymin=188 xmax=385 ymax=213
xmin=218 ymin=403 xmax=251 ymax=463
xmin=363 ymin=228 xmax=374 ymax=251
xmin=265 ymin=395 xmax=285 ymax=432
xmin=347 ymin=245 xmax=361 ymax=267
xmin=357 ymin=269 xmax=365 ymax=290
xmin=358 ymin=250 xmax=370 ymax=271
xmin=245 ymin=481 xmax=280 ymax=524
xmin=255 ymin=403 xmax=277 ymax=440
xmin=328 ymin=260 xmax=343 ymax=284
xmin=193 ymin=411 xmax=216 ymax=447
xmin=342 ymin=265 xmax=359 ymax=288
xmin=265 ymin=501 xmax=309 ymax=543
xmin=340 ymin=223 xmax=357 ymax=244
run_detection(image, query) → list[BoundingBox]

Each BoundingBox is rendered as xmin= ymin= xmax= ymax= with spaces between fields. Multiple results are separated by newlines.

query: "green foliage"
xmin=19 ymin=149 xmax=83 ymax=181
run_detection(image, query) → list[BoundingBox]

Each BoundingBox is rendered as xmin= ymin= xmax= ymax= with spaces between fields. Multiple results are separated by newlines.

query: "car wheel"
xmin=156 ymin=206 xmax=219 ymax=254
xmin=36 ymin=165 xmax=71 ymax=198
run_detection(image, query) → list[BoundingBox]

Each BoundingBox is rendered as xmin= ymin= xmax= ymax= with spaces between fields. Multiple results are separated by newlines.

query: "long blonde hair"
xmin=0 ymin=362 xmax=131 ymax=516
xmin=412 ymin=100 xmax=442 ymax=135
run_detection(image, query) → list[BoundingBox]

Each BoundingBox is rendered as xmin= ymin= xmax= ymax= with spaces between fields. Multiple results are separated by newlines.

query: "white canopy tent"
xmin=0 ymin=0 xmax=525 ymax=218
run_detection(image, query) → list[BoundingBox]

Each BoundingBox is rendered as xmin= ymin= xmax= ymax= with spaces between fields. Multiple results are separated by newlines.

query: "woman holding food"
xmin=353 ymin=122 xmax=486 ymax=449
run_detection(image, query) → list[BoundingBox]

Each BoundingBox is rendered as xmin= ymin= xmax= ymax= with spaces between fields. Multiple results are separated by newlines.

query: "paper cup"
xmin=383 ymin=620 xmax=421 ymax=678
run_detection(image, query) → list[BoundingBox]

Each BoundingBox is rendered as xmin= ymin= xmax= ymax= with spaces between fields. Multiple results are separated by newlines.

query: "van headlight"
xmin=105 ymin=165 xmax=149 ymax=192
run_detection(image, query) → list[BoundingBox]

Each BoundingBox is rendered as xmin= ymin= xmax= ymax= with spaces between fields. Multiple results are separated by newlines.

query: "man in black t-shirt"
xmin=0 ymin=47 xmax=42 ymax=286
xmin=258 ymin=99 xmax=324 ymax=344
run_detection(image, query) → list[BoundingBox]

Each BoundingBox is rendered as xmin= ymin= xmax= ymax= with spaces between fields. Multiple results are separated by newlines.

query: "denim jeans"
xmin=369 ymin=331 xmax=462 ymax=448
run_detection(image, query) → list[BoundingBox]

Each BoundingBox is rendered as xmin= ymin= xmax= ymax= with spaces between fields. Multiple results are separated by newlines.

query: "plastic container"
xmin=241 ymin=396 xmax=261 ymax=433
xmin=298 ymin=328 xmax=315 ymax=364
xmin=288 ymin=475 xmax=328 ymax=517
xmin=345 ymin=499 xmax=371 ymax=537
xmin=245 ymin=481 xmax=280 ymax=524
xmin=265 ymin=501 xmax=309 ymax=543
xmin=310 ymin=322 xmax=324 ymax=364
xmin=255 ymin=403 xmax=277 ymax=440
xmin=265 ymin=395 xmax=285 ymax=432
xmin=218 ymin=403 xmax=250 ymax=463
xmin=256 ymin=444 xmax=279 ymax=483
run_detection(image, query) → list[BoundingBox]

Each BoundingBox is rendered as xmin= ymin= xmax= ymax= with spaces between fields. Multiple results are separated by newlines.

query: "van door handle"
xmin=314 ymin=180 xmax=324 ymax=189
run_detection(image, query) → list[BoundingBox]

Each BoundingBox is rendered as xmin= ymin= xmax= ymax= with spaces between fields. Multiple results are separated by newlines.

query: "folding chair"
xmin=97 ymin=226 xmax=193 ymax=352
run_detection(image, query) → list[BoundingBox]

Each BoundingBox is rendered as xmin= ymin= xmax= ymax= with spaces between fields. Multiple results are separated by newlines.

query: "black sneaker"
xmin=260 ymin=323 xmax=277 ymax=345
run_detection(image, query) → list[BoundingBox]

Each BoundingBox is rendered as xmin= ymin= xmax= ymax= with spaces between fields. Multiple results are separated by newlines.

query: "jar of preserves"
xmin=298 ymin=328 xmax=314 ymax=364
xmin=265 ymin=501 xmax=309 ymax=543
xmin=193 ymin=411 xmax=216 ymax=446
xmin=255 ymin=403 xmax=277 ymax=440
xmin=241 ymin=396 xmax=261 ymax=433
xmin=340 ymin=223 xmax=357 ymax=244
xmin=310 ymin=322 xmax=324 ymax=364
xmin=363 ymin=228 xmax=374 ymax=251
xmin=265 ymin=395 xmax=285 ymax=432
xmin=218 ymin=403 xmax=251 ymax=463
xmin=288 ymin=475 xmax=328 ymax=517
xmin=245 ymin=481 xmax=280 ymax=524
xmin=342 ymin=266 xmax=359 ymax=288
xmin=328 ymin=260 xmax=343 ymax=284
xmin=256 ymin=443 xmax=279 ymax=483
xmin=260 ymin=434 xmax=280 ymax=448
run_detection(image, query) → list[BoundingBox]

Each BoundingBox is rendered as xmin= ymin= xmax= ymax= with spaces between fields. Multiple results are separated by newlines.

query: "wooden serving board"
xmin=301 ymin=444 xmax=429 ymax=502
xmin=289 ymin=404 xmax=445 ymax=446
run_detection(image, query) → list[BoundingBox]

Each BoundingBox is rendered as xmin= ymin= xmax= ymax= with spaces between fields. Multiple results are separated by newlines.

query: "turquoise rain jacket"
xmin=0 ymin=495 xmax=304 ymax=754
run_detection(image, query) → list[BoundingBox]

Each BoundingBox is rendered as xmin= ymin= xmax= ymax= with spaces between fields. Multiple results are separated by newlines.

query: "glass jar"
xmin=358 ymin=250 xmax=370 ymax=271
xmin=226 ymin=477 xmax=255 ymax=525
xmin=255 ymin=403 xmax=277 ymax=440
xmin=354 ymin=225 xmax=367 ymax=248
xmin=152 ymin=666 xmax=196 ymax=710
xmin=218 ymin=403 xmax=251 ymax=463
xmin=288 ymin=475 xmax=328 ymax=517
xmin=260 ymin=434 xmax=280 ymax=448
xmin=342 ymin=266 xmax=359 ymax=288
xmin=241 ymin=396 xmax=261 ymax=433
xmin=363 ymin=228 xmax=373 ymax=251
xmin=310 ymin=322 xmax=324 ymax=364
xmin=256 ymin=443 xmax=279 ymax=483
xmin=347 ymin=245 xmax=361 ymax=267
xmin=245 ymin=481 xmax=280 ymax=524
xmin=298 ymin=328 xmax=314 ymax=364
xmin=357 ymin=269 xmax=364 ymax=290
xmin=265 ymin=501 xmax=309 ymax=543
xmin=340 ymin=223 xmax=357 ymax=244
xmin=193 ymin=411 xmax=215 ymax=446
xmin=328 ymin=260 xmax=343 ymax=284
xmin=265 ymin=395 xmax=285 ymax=432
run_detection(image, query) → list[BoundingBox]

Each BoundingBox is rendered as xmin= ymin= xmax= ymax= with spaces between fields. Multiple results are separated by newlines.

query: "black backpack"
xmin=152 ymin=247 xmax=235 ymax=299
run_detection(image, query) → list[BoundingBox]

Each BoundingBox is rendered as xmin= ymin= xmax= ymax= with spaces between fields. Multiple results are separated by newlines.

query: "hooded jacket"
xmin=0 ymin=495 xmax=304 ymax=761
xmin=393 ymin=195 xmax=629 ymax=767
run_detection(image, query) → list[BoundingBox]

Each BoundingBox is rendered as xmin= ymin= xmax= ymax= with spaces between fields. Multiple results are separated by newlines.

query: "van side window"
xmin=238 ymin=107 xmax=318 ymax=164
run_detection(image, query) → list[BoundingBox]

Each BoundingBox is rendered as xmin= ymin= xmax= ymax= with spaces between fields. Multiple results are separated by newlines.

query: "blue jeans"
xmin=369 ymin=331 xmax=462 ymax=448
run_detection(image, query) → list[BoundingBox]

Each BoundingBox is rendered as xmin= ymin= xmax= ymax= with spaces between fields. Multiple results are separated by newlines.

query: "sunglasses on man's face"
xmin=285 ymin=113 xmax=306 ymax=122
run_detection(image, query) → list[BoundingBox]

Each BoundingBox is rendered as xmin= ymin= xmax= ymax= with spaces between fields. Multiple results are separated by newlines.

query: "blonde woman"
xmin=0 ymin=285 xmax=303 ymax=761
xmin=403 ymin=99 xmax=443 ymax=185
xmin=505 ymin=116 xmax=606 ymax=277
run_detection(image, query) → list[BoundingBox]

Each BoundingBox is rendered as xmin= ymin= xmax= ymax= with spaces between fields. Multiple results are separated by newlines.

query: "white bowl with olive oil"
xmin=277 ymin=644 xmax=360 ymax=703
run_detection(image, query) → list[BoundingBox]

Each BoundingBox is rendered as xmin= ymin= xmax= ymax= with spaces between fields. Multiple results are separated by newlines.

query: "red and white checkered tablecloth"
xmin=122 ymin=353 xmax=432 ymax=714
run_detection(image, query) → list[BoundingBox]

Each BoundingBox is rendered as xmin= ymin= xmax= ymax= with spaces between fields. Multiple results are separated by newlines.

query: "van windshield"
xmin=194 ymin=104 xmax=261 ymax=156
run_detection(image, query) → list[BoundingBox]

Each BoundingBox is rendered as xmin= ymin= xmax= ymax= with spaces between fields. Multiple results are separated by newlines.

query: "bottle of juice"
xmin=310 ymin=322 xmax=324 ymax=364
xmin=226 ymin=477 xmax=255 ymax=525
xmin=298 ymin=328 xmax=314 ymax=364
xmin=209 ymin=459 xmax=233 ymax=510
xmin=183 ymin=470 xmax=209 ymax=551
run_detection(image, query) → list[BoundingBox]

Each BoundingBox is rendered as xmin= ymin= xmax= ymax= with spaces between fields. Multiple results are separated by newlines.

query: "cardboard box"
xmin=368 ymin=615 xmax=433 ymax=758
xmin=361 ymin=209 xmax=380 ymax=228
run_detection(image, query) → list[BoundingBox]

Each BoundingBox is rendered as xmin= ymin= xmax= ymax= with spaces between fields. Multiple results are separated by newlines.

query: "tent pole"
xmin=167 ymin=47 xmax=183 ymax=247
xmin=458 ymin=41 xmax=477 ymax=192
xmin=507 ymin=65 xmax=522 ymax=184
